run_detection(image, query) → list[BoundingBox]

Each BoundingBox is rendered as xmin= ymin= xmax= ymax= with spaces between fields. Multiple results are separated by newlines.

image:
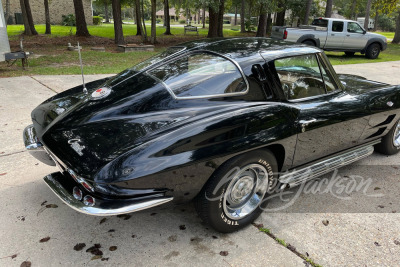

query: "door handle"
xmin=331 ymin=34 xmax=335 ymax=36
xmin=346 ymin=34 xmax=350 ymax=37
xmin=299 ymin=118 xmax=317 ymax=132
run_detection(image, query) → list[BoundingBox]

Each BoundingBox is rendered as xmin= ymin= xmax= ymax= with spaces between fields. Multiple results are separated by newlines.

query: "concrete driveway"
xmin=1 ymin=61 xmax=400 ymax=266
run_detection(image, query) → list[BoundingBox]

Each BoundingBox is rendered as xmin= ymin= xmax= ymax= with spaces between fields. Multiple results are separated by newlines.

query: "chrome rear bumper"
xmin=44 ymin=172 xmax=173 ymax=216
xmin=23 ymin=124 xmax=56 ymax=166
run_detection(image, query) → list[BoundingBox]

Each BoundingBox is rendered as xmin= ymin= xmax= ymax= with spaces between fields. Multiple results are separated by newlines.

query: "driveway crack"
xmin=29 ymin=76 xmax=57 ymax=93
xmin=253 ymin=223 xmax=323 ymax=267
xmin=0 ymin=150 xmax=26 ymax=157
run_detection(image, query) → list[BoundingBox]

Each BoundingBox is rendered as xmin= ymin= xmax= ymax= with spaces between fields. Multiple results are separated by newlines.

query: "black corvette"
xmin=23 ymin=38 xmax=400 ymax=232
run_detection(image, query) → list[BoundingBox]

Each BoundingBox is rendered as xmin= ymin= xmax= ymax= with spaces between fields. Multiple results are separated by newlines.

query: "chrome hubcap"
xmin=393 ymin=121 xmax=400 ymax=147
xmin=223 ymin=164 xmax=269 ymax=220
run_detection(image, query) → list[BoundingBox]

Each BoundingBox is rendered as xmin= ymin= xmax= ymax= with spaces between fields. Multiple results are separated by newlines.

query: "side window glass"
xmin=331 ymin=21 xmax=344 ymax=32
xmin=147 ymin=52 xmax=247 ymax=98
xmin=347 ymin=22 xmax=364 ymax=34
xmin=275 ymin=54 xmax=326 ymax=100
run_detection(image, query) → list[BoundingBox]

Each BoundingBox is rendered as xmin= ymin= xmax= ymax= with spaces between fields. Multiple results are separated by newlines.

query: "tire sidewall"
xmin=204 ymin=150 xmax=278 ymax=233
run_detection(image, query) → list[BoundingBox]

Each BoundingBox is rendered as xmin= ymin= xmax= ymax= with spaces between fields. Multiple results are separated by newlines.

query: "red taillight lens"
xmin=283 ymin=30 xmax=288 ymax=40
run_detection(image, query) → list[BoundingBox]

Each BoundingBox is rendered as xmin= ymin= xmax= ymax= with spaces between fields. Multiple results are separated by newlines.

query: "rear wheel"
xmin=365 ymin=43 xmax=381 ymax=59
xmin=375 ymin=119 xmax=400 ymax=155
xmin=345 ymin=52 xmax=355 ymax=56
xmin=194 ymin=150 xmax=278 ymax=233
xmin=303 ymin=40 xmax=315 ymax=46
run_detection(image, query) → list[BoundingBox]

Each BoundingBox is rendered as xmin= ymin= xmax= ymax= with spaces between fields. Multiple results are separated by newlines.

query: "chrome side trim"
xmin=23 ymin=125 xmax=56 ymax=166
xmin=43 ymin=173 xmax=173 ymax=216
xmin=279 ymin=141 xmax=380 ymax=187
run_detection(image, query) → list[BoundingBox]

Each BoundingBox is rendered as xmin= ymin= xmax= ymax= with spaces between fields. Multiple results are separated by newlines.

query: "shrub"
xmin=179 ymin=19 xmax=186 ymax=24
xmin=156 ymin=19 xmax=161 ymax=23
xmin=62 ymin=14 xmax=76 ymax=26
xmin=93 ymin=16 xmax=103 ymax=25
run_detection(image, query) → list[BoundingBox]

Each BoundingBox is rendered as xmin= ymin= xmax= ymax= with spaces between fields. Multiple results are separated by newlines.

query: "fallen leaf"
xmin=101 ymin=258 xmax=109 ymax=261
xmin=392 ymin=166 xmax=399 ymax=169
xmin=20 ymin=261 xmax=31 ymax=267
xmin=94 ymin=244 xmax=101 ymax=249
xmin=73 ymin=243 xmax=86 ymax=251
xmin=40 ymin=201 xmax=47 ymax=206
xmin=394 ymin=240 xmax=400 ymax=246
xmin=108 ymin=229 xmax=115 ymax=233
xmin=45 ymin=204 xmax=58 ymax=208
xmin=287 ymin=244 xmax=296 ymax=252
xmin=374 ymin=241 xmax=381 ymax=246
xmin=179 ymin=225 xmax=186 ymax=230
xmin=99 ymin=218 xmax=107 ymax=224
xmin=109 ymin=246 xmax=117 ymax=251
xmin=131 ymin=235 xmax=136 ymax=238
xmin=212 ymin=235 xmax=218 ymax=239
xmin=86 ymin=246 xmax=103 ymax=256
xmin=91 ymin=255 xmax=102 ymax=260
xmin=11 ymin=254 xmax=17 ymax=259
xmin=219 ymin=251 xmax=229 ymax=256
xmin=150 ymin=213 xmax=157 ymax=216
xmin=322 ymin=220 xmax=329 ymax=226
xmin=374 ymin=187 xmax=381 ymax=191
xmin=0 ymin=173 xmax=7 ymax=176
xmin=253 ymin=223 xmax=264 ymax=228
xmin=378 ymin=205 xmax=385 ymax=209
xmin=117 ymin=214 xmax=131 ymax=220
xmin=39 ymin=237 xmax=50 ymax=243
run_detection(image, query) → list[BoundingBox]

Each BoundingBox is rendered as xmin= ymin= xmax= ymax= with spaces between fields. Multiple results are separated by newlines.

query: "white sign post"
xmin=0 ymin=0 xmax=11 ymax=62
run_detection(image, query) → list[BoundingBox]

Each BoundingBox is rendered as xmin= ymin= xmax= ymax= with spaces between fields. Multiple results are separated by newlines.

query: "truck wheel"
xmin=365 ymin=43 xmax=380 ymax=59
xmin=345 ymin=52 xmax=355 ymax=56
xmin=303 ymin=40 xmax=315 ymax=46
xmin=375 ymin=119 xmax=400 ymax=155
xmin=194 ymin=150 xmax=278 ymax=233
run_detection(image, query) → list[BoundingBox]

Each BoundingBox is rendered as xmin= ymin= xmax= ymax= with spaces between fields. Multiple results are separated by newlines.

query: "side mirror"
xmin=363 ymin=30 xmax=366 ymax=34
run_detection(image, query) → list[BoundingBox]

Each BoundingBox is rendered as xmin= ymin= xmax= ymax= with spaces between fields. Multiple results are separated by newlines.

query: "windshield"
xmin=130 ymin=46 xmax=186 ymax=71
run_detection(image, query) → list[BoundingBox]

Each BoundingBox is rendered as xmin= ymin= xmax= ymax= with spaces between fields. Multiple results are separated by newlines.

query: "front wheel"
xmin=365 ymin=43 xmax=381 ymax=59
xmin=194 ymin=150 xmax=278 ymax=233
xmin=375 ymin=119 xmax=400 ymax=155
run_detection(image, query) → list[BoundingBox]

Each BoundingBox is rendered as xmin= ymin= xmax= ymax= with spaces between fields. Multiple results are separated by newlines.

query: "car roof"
xmin=174 ymin=37 xmax=322 ymax=62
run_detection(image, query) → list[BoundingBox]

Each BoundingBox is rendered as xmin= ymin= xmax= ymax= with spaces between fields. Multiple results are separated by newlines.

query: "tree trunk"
xmin=111 ymin=0 xmax=124 ymax=45
xmin=350 ymin=0 xmax=357 ymax=20
xmin=364 ymin=0 xmax=372 ymax=30
xmin=25 ymin=0 xmax=38 ymax=35
xmin=141 ymin=0 xmax=147 ymax=42
xmin=202 ymin=8 xmax=206 ymax=28
xmin=234 ymin=5 xmax=237 ymax=26
xmin=217 ymin=0 xmax=224 ymax=37
xmin=164 ymin=0 xmax=171 ymax=34
xmin=5 ymin=0 xmax=11 ymax=25
xmin=73 ymin=0 xmax=90 ymax=36
xmin=20 ymin=0 xmax=32 ymax=35
xmin=256 ymin=5 xmax=267 ymax=37
xmin=325 ymin=0 xmax=333 ymax=18
xmin=303 ymin=0 xmax=312 ymax=25
xmin=150 ymin=0 xmax=156 ymax=44
xmin=208 ymin=5 xmax=219 ymax=38
xmin=135 ymin=0 xmax=142 ymax=35
xmin=105 ymin=0 xmax=110 ymax=23
xmin=266 ymin=13 xmax=271 ymax=36
xmin=276 ymin=9 xmax=285 ymax=26
xmin=44 ymin=0 xmax=51 ymax=34
xmin=373 ymin=9 xmax=378 ymax=31
xmin=393 ymin=11 xmax=400 ymax=44
xmin=240 ymin=0 xmax=245 ymax=33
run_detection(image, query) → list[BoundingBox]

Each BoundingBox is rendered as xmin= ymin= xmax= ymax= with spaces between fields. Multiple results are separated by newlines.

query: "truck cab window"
xmin=332 ymin=21 xmax=344 ymax=32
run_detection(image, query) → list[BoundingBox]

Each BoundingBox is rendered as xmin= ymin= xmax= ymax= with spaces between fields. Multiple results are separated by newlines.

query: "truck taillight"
xmin=283 ymin=30 xmax=288 ymax=39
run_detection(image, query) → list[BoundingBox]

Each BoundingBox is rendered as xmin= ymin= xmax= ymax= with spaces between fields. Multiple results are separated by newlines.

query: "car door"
xmin=272 ymin=53 xmax=370 ymax=167
xmin=324 ymin=20 xmax=346 ymax=49
xmin=343 ymin=21 xmax=369 ymax=50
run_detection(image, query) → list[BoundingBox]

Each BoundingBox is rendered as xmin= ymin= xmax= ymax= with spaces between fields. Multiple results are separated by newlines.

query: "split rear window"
xmin=147 ymin=52 xmax=247 ymax=98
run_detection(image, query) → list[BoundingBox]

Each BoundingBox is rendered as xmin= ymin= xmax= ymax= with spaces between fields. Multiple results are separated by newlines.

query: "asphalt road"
xmin=0 ymin=61 xmax=400 ymax=266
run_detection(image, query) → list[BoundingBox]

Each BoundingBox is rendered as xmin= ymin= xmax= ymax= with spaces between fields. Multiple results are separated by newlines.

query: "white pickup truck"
xmin=271 ymin=18 xmax=387 ymax=59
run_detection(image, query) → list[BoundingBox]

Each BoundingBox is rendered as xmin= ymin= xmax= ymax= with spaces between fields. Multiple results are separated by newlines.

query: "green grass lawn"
xmin=7 ymin=23 xmax=244 ymax=39
xmin=2 ymin=25 xmax=399 ymax=77
xmin=376 ymin=31 xmax=395 ymax=39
